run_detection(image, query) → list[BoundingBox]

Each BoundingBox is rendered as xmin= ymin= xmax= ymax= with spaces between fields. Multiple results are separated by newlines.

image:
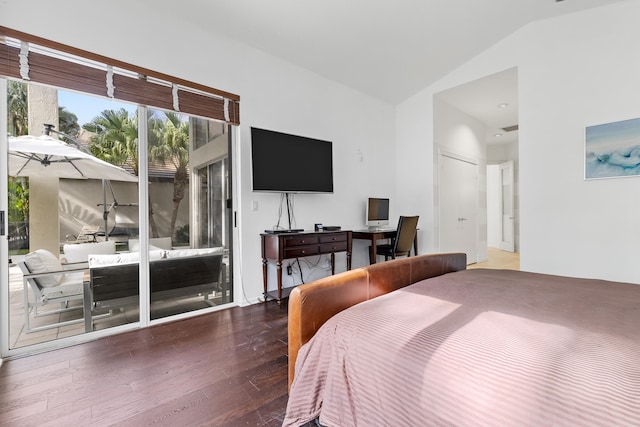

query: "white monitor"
xmin=366 ymin=197 xmax=390 ymax=228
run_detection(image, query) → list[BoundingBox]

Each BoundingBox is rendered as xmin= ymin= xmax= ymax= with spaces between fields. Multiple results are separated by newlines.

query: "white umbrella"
xmin=8 ymin=134 xmax=137 ymax=182
xmin=9 ymin=134 xmax=138 ymax=240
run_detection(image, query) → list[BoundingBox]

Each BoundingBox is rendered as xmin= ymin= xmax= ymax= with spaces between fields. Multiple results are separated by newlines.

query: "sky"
xmin=58 ymin=90 xmax=136 ymax=127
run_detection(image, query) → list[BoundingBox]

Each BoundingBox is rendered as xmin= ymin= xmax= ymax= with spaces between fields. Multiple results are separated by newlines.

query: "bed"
xmin=284 ymin=253 xmax=640 ymax=426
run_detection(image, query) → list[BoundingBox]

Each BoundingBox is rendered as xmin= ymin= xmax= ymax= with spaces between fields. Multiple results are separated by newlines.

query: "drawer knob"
xmin=301 ymin=250 xmax=306 ymax=254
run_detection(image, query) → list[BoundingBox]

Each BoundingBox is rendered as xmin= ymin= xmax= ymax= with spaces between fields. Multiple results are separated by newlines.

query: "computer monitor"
xmin=366 ymin=197 xmax=390 ymax=228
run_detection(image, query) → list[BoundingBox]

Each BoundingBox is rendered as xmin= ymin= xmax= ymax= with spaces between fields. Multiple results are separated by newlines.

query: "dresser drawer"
xmin=319 ymin=233 xmax=347 ymax=243
xmin=283 ymin=235 xmax=319 ymax=247
xmin=285 ymin=246 xmax=320 ymax=258
xmin=320 ymin=242 xmax=348 ymax=253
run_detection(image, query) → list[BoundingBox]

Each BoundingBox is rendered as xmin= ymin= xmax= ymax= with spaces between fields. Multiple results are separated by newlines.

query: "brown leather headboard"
xmin=288 ymin=252 xmax=467 ymax=390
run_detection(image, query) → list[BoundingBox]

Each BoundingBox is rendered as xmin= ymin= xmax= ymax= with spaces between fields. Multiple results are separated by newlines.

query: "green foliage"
xmin=8 ymin=178 xmax=29 ymax=223
xmin=84 ymin=108 xmax=140 ymax=174
xmin=7 ymin=82 xmax=30 ymax=226
xmin=8 ymin=80 xmax=28 ymax=136
xmin=174 ymin=223 xmax=189 ymax=245
xmin=84 ymin=108 xmax=191 ymax=238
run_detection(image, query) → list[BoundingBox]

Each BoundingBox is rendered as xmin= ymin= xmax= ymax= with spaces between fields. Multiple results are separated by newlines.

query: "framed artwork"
xmin=585 ymin=117 xmax=640 ymax=179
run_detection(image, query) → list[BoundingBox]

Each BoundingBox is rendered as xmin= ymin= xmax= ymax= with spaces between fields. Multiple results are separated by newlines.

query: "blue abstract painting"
xmin=586 ymin=117 xmax=640 ymax=179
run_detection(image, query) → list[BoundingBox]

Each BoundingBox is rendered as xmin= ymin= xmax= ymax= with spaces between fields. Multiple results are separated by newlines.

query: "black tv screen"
xmin=251 ymin=127 xmax=334 ymax=193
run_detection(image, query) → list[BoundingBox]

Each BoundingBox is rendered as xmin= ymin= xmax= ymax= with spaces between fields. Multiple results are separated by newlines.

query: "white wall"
xmin=517 ymin=1 xmax=640 ymax=282
xmin=398 ymin=0 xmax=640 ymax=283
xmin=6 ymin=0 xmax=640 ymax=293
xmin=0 ymin=0 xmax=396 ymax=303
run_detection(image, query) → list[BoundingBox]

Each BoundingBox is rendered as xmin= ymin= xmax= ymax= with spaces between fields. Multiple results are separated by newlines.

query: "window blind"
xmin=0 ymin=26 xmax=240 ymax=125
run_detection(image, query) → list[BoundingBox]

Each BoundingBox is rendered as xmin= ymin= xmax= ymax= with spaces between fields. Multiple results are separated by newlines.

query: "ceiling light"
xmin=497 ymin=103 xmax=509 ymax=108
xmin=494 ymin=133 xmax=503 ymax=137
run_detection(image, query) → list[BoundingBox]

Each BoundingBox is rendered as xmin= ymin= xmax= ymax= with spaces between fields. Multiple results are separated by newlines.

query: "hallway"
xmin=468 ymin=247 xmax=520 ymax=270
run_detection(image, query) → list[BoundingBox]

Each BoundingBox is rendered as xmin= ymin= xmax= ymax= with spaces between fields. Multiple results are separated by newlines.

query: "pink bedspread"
xmin=283 ymin=269 xmax=640 ymax=427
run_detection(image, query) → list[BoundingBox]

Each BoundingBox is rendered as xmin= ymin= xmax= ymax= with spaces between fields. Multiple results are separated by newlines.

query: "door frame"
xmin=1 ymin=79 xmax=9 ymax=356
xmin=0 ymin=86 xmax=239 ymax=358
xmin=499 ymin=160 xmax=515 ymax=252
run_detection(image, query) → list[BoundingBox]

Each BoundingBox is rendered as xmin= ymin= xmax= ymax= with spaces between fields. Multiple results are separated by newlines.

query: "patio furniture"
xmin=84 ymin=248 xmax=225 ymax=331
xmin=62 ymin=240 xmax=116 ymax=264
xmin=18 ymin=249 xmax=86 ymax=333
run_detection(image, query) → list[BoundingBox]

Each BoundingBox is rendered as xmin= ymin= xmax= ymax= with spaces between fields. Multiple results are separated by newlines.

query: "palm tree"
xmin=8 ymin=81 xmax=28 ymax=136
xmin=84 ymin=108 xmax=161 ymax=237
xmin=58 ymin=106 xmax=80 ymax=138
xmin=84 ymin=108 xmax=140 ymax=174
xmin=149 ymin=112 xmax=190 ymax=240
xmin=84 ymin=109 xmax=191 ymax=240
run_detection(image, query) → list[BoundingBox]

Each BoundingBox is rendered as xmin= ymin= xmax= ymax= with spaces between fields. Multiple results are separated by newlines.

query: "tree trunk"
xmin=168 ymin=167 xmax=188 ymax=240
xmin=149 ymin=195 xmax=159 ymax=238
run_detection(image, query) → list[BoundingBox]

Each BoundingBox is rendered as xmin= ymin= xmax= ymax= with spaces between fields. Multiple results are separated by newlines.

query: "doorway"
xmin=434 ymin=67 xmax=519 ymax=265
xmin=487 ymin=161 xmax=516 ymax=252
xmin=438 ymin=152 xmax=479 ymax=264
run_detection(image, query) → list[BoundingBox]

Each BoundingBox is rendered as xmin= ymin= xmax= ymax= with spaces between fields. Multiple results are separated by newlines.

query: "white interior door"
xmin=439 ymin=153 xmax=478 ymax=264
xmin=499 ymin=161 xmax=515 ymax=252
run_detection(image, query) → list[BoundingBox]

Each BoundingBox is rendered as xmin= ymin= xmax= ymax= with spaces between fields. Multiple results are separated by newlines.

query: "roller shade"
xmin=0 ymin=26 xmax=240 ymax=125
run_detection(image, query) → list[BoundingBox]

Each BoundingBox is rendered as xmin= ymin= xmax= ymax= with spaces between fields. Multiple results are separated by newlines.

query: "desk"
xmin=261 ymin=230 xmax=352 ymax=304
xmin=352 ymin=228 xmax=419 ymax=264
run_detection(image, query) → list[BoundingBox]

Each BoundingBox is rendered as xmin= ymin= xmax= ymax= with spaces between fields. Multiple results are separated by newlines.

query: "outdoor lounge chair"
xmin=18 ymin=249 xmax=86 ymax=333
xmin=65 ymin=224 xmax=101 ymax=243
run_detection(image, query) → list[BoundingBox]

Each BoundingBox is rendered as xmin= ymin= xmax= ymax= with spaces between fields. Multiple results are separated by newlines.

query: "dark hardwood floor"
xmin=0 ymin=301 xmax=294 ymax=426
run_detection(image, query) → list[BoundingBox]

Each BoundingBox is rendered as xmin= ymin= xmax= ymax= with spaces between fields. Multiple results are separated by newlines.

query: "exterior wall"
xmin=26 ymin=86 xmax=59 ymax=256
xmin=59 ymin=180 xmax=187 ymax=244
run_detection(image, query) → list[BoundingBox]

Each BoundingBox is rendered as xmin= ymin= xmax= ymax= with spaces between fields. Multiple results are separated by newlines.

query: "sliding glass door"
xmin=196 ymin=156 xmax=232 ymax=305
xmin=147 ymin=109 xmax=233 ymax=320
xmin=1 ymin=79 xmax=234 ymax=356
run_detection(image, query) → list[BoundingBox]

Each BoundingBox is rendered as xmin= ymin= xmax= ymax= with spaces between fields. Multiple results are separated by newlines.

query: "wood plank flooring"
xmin=0 ymin=301 xmax=291 ymax=427
xmin=0 ymin=249 xmax=518 ymax=427
xmin=468 ymin=247 xmax=520 ymax=270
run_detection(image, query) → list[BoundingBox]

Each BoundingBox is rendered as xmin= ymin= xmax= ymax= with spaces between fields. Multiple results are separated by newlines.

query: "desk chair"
xmin=370 ymin=215 xmax=419 ymax=262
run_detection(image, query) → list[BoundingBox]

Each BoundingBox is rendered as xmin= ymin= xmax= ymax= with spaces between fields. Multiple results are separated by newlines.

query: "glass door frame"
xmin=193 ymin=128 xmax=234 ymax=304
xmin=1 ymin=89 xmax=237 ymax=358
xmin=1 ymin=79 xmax=10 ymax=356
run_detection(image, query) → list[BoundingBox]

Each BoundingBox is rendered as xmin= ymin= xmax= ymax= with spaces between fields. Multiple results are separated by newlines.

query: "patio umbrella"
xmin=8 ymin=134 xmax=138 ymax=239
xmin=8 ymin=134 xmax=137 ymax=182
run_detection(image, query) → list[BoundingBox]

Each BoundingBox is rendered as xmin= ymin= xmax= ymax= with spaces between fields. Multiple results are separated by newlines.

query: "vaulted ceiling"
xmin=185 ymin=0 xmax=626 ymax=104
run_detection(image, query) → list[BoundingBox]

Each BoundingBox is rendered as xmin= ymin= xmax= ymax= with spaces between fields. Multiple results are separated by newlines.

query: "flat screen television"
xmin=366 ymin=197 xmax=390 ymax=227
xmin=251 ymin=127 xmax=334 ymax=193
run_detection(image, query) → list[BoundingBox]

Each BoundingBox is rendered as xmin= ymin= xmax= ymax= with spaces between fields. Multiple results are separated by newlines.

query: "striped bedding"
xmin=283 ymin=269 xmax=640 ymax=427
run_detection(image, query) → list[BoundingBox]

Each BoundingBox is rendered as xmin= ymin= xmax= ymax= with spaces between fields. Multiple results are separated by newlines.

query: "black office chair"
xmin=370 ymin=215 xmax=419 ymax=262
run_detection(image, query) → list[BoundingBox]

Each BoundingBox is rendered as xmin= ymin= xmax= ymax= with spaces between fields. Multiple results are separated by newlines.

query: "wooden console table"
xmin=261 ymin=230 xmax=352 ymax=304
